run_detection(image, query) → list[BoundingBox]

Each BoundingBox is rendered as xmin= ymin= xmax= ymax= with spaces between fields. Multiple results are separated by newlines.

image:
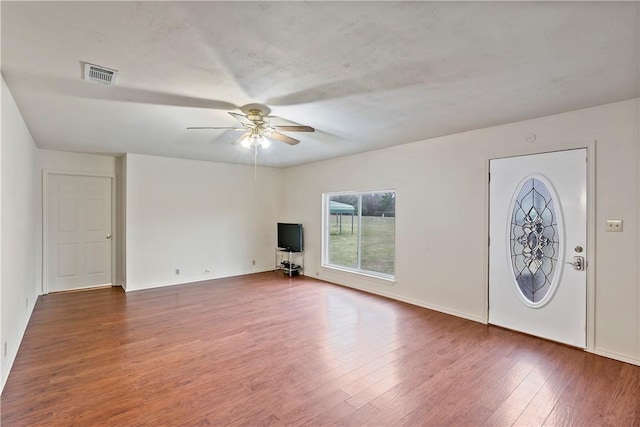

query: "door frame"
xmin=486 ymin=142 xmax=596 ymax=353
xmin=42 ymin=170 xmax=116 ymax=294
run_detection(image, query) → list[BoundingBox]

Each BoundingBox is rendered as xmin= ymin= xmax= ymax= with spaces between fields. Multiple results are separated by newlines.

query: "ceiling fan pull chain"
xmin=254 ymin=146 xmax=258 ymax=196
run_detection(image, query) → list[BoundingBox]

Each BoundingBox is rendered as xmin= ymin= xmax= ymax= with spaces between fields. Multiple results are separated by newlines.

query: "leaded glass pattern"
xmin=510 ymin=177 xmax=559 ymax=303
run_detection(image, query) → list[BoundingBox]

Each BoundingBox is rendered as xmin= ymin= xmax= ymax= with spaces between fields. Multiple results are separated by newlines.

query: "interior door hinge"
xmin=488 ymin=172 xmax=491 ymax=182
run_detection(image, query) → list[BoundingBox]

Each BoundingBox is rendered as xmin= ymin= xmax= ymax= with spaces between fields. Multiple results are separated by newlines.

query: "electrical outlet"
xmin=175 ymin=268 xmax=180 ymax=275
xmin=204 ymin=269 xmax=210 ymax=274
xmin=606 ymin=219 xmax=623 ymax=232
xmin=252 ymin=260 xmax=256 ymax=266
xmin=4 ymin=342 xmax=7 ymax=357
xmin=26 ymin=297 xmax=29 ymax=308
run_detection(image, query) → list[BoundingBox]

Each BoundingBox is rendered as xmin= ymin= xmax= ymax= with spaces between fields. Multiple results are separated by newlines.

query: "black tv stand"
xmin=275 ymin=248 xmax=304 ymax=277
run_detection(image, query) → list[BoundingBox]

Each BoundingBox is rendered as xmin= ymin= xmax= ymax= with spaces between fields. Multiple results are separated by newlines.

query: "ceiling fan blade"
xmin=187 ymin=126 xmax=245 ymax=130
xmin=274 ymin=125 xmax=315 ymax=132
xmin=229 ymin=112 xmax=253 ymax=126
xmin=269 ymin=132 xmax=300 ymax=145
xmin=231 ymin=132 xmax=250 ymax=145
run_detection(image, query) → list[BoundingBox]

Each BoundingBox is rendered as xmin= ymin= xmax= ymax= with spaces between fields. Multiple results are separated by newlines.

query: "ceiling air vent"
xmin=83 ymin=63 xmax=119 ymax=85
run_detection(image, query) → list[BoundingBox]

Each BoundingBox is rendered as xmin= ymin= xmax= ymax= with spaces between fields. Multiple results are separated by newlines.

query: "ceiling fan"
xmin=187 ymin=105 xmax=314 ymax=149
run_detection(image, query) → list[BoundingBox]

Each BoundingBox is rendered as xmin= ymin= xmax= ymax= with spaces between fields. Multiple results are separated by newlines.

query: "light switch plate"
xmin=606 ymin=219 xmax=623 ymax=232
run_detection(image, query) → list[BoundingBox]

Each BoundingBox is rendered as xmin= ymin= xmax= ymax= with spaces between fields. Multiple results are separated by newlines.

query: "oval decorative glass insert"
xmin=510 ymin=177 xmax=560 ymax=303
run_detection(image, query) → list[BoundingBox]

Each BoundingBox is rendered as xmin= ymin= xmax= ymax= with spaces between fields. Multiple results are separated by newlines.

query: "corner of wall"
xmin=1 ymin=75 xmax=39 ymax=393
xmin=115 ymin=155 xmax=126 ymax=291
xmin=0 ymin=301 xmax=36 ymax=391
xmin=0 ymin=75 xmax=4 ymax=393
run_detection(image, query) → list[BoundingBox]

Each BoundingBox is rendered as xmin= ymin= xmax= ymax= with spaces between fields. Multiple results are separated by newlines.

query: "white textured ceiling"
xmin=2 ymin=1 xmax=638 ymax=167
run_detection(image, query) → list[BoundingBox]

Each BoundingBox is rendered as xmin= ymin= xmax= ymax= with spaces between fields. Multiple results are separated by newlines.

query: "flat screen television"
xmin=277 ymin=223 xmax=303 ymax=252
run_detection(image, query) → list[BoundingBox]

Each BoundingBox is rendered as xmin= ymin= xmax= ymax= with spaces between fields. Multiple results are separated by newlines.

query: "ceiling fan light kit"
xmin=240 ymin=130 xmax=271 ymax=149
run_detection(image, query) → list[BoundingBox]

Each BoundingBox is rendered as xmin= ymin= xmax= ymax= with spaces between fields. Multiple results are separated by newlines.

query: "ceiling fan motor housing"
xmin=246 ymin=109 xmax=265 ymax=123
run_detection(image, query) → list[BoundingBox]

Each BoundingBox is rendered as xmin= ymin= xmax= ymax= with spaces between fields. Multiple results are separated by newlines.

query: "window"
xmin=510 ymin=176 xmax=560 ymax=304
xmin=323 ymin=191 xmax=395 ymax=279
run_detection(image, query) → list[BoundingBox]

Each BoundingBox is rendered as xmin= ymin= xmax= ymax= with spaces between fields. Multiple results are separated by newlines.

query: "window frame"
xmin=322 ymin=190 xmax=396 ymax=281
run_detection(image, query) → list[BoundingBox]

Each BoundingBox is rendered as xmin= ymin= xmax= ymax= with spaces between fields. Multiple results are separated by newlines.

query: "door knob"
xmin=106 ymin=234 xmax=112 ymax=239
xmin=566 ymin=256 xmax=585 ymax=271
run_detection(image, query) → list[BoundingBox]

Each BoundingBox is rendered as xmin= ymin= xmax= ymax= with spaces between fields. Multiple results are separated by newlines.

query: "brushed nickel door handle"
xmin=565 ymin=256 xmax=585 ymax=271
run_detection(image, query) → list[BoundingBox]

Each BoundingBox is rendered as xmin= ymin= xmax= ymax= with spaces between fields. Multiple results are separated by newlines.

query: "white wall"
xmin=1 ymin=76 xmax=38 ymax=390
xmin=125 ymin=153 xmax=282 ymax=291
xmin=1 ymin=78 xmax=3 ymax=393
xmin=282 ymin=98 xmax=640 ymax=365
xmin=38 ymin=149 xmax=116 ymax=176
xmin=115 ymin=156 xmax=126 ymax=287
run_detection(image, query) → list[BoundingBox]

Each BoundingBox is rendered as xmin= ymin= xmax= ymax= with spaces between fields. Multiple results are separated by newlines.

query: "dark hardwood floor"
xmin=2 ymin=272 xmax=639 ymax=426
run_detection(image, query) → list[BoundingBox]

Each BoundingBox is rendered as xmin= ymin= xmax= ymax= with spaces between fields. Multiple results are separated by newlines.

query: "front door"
xmin=489 ymin=149 xmax=587 ymax=347
xmin=47 ymin=174 xmax=113 ymax=292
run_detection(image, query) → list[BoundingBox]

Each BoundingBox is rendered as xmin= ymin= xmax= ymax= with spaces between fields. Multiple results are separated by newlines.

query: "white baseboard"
xmin=124 ymin=268 xmax=275 ymax=292
xmin=594 ymin=348 xmax=640 ymax=366
xmin=1 ymin=297 xmax=37 ymax=393
xmin=317 ymin=275 xmax=485 ymax=324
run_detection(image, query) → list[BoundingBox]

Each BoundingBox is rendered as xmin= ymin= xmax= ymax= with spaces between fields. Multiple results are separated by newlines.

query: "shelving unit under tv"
xmin=276 ymin=222 xmax=304 ymax=277
xmin=275 ymin=248 xmax=304 ymax=277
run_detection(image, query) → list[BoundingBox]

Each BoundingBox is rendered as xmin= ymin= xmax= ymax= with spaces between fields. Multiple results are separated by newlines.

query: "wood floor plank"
xmin=513 ymin=346 xmax=585 ymax=426
xmin=602 ymin=363 xmax=640 ymax=426
xmin=335 ymin=402 xmax=387 ymax=426
xmin=1 ymin=272 xmax=638 ymax=426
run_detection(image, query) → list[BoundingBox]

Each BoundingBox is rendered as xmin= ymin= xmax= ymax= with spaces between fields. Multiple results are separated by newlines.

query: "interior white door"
xmin=47 ymin=174 xmax=112 ymax=292
xmin=489 ymin=149 xmax=587 ymax=348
